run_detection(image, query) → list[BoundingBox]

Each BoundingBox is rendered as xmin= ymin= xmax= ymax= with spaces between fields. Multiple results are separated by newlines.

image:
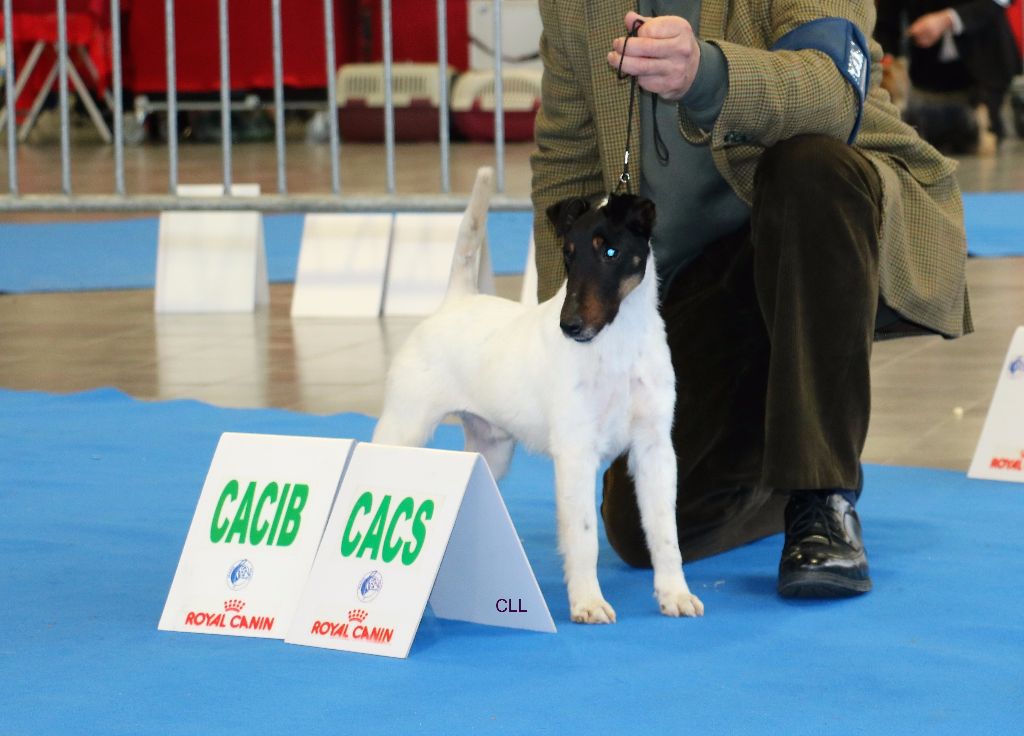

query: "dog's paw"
xmin=657 ymin=590 xmax=704 ymax=618
xmin=570 ymin=597 xmax=617 ymax=624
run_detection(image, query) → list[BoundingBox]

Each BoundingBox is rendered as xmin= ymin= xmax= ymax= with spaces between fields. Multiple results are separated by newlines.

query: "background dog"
xmin=881 ymin=54 xmax=998 ymax=155
xmin=373 ymin=169 xmax=702 ymax=623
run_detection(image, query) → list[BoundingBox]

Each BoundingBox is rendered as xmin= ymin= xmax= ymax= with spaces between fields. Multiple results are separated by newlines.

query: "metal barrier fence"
xmin=0 ymin=0 xmax=530 ymax=212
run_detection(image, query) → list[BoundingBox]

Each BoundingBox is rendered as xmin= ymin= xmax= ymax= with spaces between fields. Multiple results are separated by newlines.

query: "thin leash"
xmin=615 ymin=17 xmax=669 ymax=195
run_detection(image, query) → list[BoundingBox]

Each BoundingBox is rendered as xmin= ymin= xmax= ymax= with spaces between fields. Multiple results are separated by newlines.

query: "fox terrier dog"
xmin=373 ymin=168 xmax=702 ymax=623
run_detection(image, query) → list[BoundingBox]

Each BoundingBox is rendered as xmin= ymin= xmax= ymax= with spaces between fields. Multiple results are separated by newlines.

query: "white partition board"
xmin=291 ymin=214 xmax=394 ymax=318
xmin=383 ymin=213 xmax=495 ymax=316
xmin=155 ymin=184 xmax=268 ymax=314
xmin=285 ymin=443 xmax=554 ymax=659
xmin=968 ymin=326 xmax=1024 ymax=483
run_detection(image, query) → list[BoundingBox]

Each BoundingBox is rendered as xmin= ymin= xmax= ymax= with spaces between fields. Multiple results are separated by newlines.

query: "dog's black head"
xmin=546 ymin=193 xmax=656 ymax=342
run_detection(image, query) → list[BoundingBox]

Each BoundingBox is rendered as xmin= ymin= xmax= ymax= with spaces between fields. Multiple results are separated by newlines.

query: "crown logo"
xmin=224 ymin=599 xmax=245 ymax=613
xmin=348 ymin=608 xmax=368 ymax=623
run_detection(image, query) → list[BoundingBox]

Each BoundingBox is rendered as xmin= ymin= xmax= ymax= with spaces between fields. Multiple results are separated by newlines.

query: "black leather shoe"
xmin=777 ymin=491 xmax=872 ymax=598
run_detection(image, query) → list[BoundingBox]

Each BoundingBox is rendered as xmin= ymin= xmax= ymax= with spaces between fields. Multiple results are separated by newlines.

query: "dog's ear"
xmin=625 ymin=197 xmax=656 ymax=240
xmin=546 ymin=197 xmax=590 ymax=237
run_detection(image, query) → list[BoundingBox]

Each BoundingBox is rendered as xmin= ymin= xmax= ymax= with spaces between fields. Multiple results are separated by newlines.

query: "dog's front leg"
xmin=629 ymin=427 xmax=705 ymax=618
xmin=554 ymin=450 xmax=615 ymax=624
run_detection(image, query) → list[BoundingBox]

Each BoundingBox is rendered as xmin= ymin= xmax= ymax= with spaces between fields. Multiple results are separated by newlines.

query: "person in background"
xmin=530 ymin=0 xmax=973 ymax=599
xmin=876 ymin=0 xmax=1022 ymax=150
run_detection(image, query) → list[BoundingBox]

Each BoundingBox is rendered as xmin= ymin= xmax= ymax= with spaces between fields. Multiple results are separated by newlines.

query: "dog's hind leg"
xmin=460 ymin=413 xmax=516 ymax=480
xmin=372 ymin=381 xmax=449 ymax=448
xmin=372 ymin=405 xmax=444 ymax=448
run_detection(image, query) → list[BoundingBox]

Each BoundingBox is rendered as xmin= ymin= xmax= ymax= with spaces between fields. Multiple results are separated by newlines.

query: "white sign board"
xmin=286 ymin=443 xmax=555 ymax=659
xmin=291 ymin=213 xmax=394 ymax=318
xmin=155 ymin=184 xmax=269 ymax=313
xmin=383 ymin=213 xmax=496 ymax=316
xmin=969 ymin=326 xmax=1024 ymax=483
xmin=383 ymin=213 xmax=461 ymax=316
xmin=158 ymin=433 xmax=355 ymax=638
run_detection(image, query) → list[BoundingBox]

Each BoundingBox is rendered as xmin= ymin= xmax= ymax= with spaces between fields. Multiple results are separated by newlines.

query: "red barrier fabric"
xmin=355 ymin=0 xmax=469 ymax=70
xmin=3 ymin=0 xmax=471 ymax=112
xmin=1 ymin=0 xmax=108 ymax=114
xmin=121 ymin=0 xmax=357 ymax=94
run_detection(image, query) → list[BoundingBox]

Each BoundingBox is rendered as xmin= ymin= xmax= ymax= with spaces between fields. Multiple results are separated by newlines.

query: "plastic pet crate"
xmin=451 ymin=68 xmax=542 ymax=142
xmin=336 ymin=62 xmax=454 ymax=142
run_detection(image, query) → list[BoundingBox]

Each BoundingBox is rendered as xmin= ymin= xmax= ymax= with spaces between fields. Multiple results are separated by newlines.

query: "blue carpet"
xmin=0 ymin=388 xmax=1021 ymax=734
xmin=0 ymin=212 xmax=532 ymax=294
xmin=962 ymin=192 xmax=1024 ymax=257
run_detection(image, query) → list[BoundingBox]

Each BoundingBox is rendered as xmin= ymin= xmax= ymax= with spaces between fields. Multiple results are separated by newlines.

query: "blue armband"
xmin=771 ymin=17 xmax=870 ymax=144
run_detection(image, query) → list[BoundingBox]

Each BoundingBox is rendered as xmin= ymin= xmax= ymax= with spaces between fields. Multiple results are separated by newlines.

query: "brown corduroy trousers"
xmin=601 ymin=134 xmax=888 ymax=566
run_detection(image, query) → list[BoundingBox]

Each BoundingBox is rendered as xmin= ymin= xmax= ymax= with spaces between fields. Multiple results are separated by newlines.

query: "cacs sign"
xmin=159 ymin=433 xmax=355 ymax=639
xmin=340 ymin=492 xmax=434 ymax=565
xmin=287 ymin=443 xmax=555 ymax=659
xmin=162 ymin=436 xmax=554 ymax=656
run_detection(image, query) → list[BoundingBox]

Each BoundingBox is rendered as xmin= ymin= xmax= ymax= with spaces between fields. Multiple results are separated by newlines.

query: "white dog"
xmin=373 ymin=168 xmax=703 ymax=623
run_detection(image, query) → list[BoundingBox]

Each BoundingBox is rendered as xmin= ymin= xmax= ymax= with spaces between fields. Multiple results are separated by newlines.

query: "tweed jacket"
xmin=530 ymin=0 xmax=972 ymax=337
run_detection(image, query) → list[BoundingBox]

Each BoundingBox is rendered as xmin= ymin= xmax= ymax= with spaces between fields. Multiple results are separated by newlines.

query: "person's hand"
xmin=607 ymin=11 xmax=701 ymax=101
xmin=907 ymin=10 xmax=954 ymax=48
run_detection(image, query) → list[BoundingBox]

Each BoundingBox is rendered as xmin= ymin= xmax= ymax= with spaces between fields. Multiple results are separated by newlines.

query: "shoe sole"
xmin=777 ymin=571 xmax=873 ymax=599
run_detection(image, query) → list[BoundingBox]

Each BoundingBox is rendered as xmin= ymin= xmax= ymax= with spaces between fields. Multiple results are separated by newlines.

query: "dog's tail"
xmin=446 ymin=166 xmax=494 ymax=298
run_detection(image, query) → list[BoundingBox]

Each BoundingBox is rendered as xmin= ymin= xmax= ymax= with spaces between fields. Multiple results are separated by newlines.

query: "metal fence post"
xmin=323 ymin=0 xmax=341 ymax=193
xmin=3 ymin=0 xmax=18 ymax=195
xmin=110 ymin=0 xmax=125 ymax=195
xmin=56 ymin=0 xmax=72 ymax=194
xmin=165 ymin=0 xmax=179 ymax=192
xmin=382 ymin=0 xmax=396 ymax=194
xmin=271 ymin=0 xmax=287 ymax=194
xmin=492 ymin=0 xmax=506 ymax=193
xmin=437 ymin=0 xmax=450 ymax=193
xmin=217 ymin=0 xmax=232 ymax=194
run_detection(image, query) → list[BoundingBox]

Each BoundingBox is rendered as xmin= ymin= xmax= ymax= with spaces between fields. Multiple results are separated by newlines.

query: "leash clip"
xmin=615 ymin=18 xmax=645 ymax=194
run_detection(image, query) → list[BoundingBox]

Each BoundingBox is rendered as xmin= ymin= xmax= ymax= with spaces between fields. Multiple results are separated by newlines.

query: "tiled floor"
xmin=1 ymin=121 xmax=1023 ymax=473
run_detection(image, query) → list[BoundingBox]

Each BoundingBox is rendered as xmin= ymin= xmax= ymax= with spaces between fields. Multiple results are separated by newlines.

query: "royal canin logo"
xmin=310 ymin=610 xmax=394 ymax=644
xmin=989 ymin=451 xmax=1024 ymax=472
xmin=183 ymin=599 xmax=273 ymax=631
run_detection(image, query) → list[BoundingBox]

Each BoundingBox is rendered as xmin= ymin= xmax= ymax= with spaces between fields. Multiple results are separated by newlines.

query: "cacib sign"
xmin=209 ymin=480 xmax=309 ymax=546
xmin=158 ymin=433 xmax=355 ymax=639
xmin=160 ymin=434 xmax=555 ymax=657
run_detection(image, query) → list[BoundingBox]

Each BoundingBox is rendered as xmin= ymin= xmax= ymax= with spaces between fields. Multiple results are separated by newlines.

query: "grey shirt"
xmin=638 ymin=0 xmax=750 ymax=291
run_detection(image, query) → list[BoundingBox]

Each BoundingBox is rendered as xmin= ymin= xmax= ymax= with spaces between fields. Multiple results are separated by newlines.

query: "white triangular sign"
xmin=968 ymin=326 xmax=1024 ymax=483
xmin=428 ymin=455 xmax=552 ymax=630
xmin=291 ymin=213 xmax=393 ymax=317
xmin=158 ymin=433 xmax=355 ymax=638
xmin=383 ymin=213 xmax=496 ymax=315
xmin=285 ymin=443 xmax=554 ymax=658
xmin=155 ymin=184 xmax=268 ymax=313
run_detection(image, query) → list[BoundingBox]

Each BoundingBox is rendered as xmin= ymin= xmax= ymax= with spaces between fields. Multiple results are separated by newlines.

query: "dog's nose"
xmin=560 ymin=317 xmax=584 ymax=338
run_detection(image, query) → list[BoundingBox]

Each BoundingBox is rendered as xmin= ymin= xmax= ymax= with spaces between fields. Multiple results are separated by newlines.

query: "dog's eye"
xmin=603 ymin=247 xmax=619 ymax=260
